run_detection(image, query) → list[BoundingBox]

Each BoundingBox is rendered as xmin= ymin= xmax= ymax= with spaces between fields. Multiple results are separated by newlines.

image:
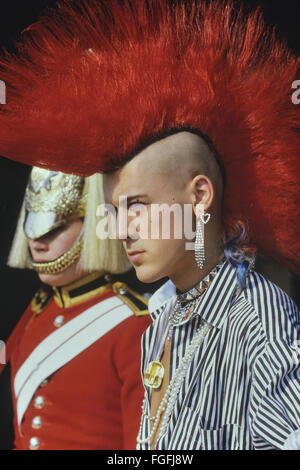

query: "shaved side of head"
xmin=129 ymin=131 xmax=224 ymax=204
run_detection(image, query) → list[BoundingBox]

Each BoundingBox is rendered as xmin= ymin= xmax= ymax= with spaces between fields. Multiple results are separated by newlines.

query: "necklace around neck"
xmin=168 ymin=260 xmax=223 ymax=341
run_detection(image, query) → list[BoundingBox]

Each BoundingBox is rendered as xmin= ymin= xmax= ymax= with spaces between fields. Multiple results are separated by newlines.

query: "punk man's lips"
xmin=127 ymin=250 xmax=145 ymax=256
xmin=127 ymin=250 xmax=145 ymax=263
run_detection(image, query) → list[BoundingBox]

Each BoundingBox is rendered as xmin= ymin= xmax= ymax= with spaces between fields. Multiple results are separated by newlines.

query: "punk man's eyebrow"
xmin=126 ymin=194 xmax=148 ymax=202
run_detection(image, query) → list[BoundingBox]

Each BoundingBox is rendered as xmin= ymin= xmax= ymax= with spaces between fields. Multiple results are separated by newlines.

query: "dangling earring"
xmin=194 ymin=204 xmax=211 ymax=269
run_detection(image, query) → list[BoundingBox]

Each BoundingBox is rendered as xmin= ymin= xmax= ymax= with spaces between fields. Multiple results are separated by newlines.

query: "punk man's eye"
xmin=127 ymin=200 xmax=146 ymax=209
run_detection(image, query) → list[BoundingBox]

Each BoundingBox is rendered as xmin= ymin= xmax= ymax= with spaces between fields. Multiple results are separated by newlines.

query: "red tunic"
xmin=2 ymin=272 xmax=151 ymax=450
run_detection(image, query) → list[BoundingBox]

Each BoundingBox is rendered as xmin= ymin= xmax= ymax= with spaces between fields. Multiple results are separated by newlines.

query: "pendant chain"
xmin=137 ymin=320 xmax=211 ymax=446
xmin=137 ymin=259 xmax=225 ymax=448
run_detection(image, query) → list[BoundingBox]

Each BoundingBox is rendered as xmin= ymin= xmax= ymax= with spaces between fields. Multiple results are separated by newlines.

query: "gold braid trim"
xmin=31 ymin=237 xmax=83 ymax=274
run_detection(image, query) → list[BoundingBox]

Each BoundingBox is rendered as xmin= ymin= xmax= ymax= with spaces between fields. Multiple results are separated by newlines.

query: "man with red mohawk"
xmin=0 ymin=0 xmax=299 ymax=450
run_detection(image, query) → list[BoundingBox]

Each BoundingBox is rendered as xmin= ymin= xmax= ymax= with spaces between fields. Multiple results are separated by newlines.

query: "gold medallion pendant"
xmin=144 ymin=361 xmax=165 ymax=389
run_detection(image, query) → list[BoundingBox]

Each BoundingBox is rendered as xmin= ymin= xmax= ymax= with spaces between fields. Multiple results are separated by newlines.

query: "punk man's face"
xmin=103 ymin=132 xmax=205 ymax=285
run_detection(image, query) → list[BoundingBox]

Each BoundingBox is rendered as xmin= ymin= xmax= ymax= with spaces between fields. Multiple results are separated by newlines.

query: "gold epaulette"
xmin=112 ymin=282 xmax=149 ymax=317
xmin=31 ymin=287 xmax=53 ymax=315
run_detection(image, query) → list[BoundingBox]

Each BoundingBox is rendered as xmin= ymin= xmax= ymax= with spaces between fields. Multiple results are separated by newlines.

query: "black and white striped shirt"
xmin=137 ymin=259 xmax=300 ymax=450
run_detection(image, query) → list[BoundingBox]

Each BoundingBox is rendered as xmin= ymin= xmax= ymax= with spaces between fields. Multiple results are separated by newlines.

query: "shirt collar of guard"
xmin=52 ymin=271 xmax=112 ymax=309
xmin=148 ymin=258 xmax=241 ymax=329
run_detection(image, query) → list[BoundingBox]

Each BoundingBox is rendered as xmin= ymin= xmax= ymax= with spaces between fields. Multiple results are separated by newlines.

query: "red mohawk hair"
xmin=0 ymin=0 xmax=299 ymax=272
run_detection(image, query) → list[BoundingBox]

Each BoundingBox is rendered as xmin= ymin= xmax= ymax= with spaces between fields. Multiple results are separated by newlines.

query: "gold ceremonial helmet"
xmin=24 ymin=167 xmax=86 ymax=240
xmin=21 ymin=167 xmax=87 ymax=274
xmin=8 ymin=169 xmax=131 ymax=275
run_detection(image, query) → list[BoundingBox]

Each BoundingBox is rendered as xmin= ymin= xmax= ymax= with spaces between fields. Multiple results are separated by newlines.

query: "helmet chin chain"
xmin=30 ymin=236 xmax=83 ymax=275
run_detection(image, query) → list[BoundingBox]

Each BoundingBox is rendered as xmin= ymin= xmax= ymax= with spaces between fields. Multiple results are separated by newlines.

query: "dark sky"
xmin=1 ymin=0 xmax=299 ymax=53
xmin=0 ymin=0 xmax=299 ymax=449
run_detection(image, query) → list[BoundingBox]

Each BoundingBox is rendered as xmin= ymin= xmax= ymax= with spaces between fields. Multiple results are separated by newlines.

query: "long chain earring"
xmin=194 ymin=204 xmax=211 ymax=269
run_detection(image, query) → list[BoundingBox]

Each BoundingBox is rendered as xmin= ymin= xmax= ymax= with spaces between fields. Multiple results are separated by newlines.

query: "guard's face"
xmin=28 ymin=219 xmax=84 ymax=286
xmin=103 ymin=134 xmax=198 ymax=285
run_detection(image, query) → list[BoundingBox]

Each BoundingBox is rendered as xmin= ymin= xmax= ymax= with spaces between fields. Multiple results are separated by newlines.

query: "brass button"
xmin=104 ymin=273 xmax=112 ymax=282
xmin=29 ymin=437 xmax=40 ymax=450
xmin=34 ymin=396 xmax=45 ymax=409
xmin=113 ymin=282 xmax=128 ymax=295
xmin=32 ymin=416 xmax=42 ymax=429
xmin=53 ymin=315 xmax=65 ymax=327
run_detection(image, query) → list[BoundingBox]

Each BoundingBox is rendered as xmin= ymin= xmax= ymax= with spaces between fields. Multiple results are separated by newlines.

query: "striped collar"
xmin=148 ymin=279 xmax=177 ymax=314
xmin=149 ymin=259 xmax=241 ymax=329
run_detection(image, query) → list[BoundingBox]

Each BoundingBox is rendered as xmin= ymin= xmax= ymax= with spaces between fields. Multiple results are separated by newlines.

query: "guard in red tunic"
xmin=1 ymin=167 xmax=151 ymax=450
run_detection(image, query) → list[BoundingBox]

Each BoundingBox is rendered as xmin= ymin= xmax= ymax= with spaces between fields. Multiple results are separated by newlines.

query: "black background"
xmin=0 ymin=0 xmax=299 ymax=450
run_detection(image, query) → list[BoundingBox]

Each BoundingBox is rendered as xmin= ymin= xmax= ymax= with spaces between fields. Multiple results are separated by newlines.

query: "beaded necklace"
xmin=167 ymin=262 xmax=222 ymax=341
